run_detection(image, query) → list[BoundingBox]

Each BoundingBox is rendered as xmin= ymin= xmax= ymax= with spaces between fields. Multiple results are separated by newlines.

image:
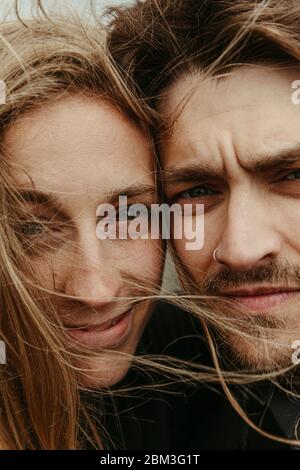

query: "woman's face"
xmin=5 ymin=94 xmax=162 ymax=388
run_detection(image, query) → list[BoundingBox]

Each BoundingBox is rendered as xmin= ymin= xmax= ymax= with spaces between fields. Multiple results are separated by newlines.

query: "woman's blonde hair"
xmin=3 ymin=0 xmax=300 ymax=450
xmin=0 ymin=2 xmax=160 ymax=450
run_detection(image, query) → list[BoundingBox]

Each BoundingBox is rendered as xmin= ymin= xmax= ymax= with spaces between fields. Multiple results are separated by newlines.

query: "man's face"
xmin=6 ymin=94 xmax=162 ymax=388
xmin=160 ymin=66 xmax=300 ymax=371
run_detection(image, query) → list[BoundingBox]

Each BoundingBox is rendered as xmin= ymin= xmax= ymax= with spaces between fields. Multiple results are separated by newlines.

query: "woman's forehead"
xmin=5 ymin=94 xmax=155 ymax=202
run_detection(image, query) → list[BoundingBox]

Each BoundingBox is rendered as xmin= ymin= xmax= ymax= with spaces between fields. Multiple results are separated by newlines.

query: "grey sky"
xmin=1 ymin=0 xmax=132 ymax=19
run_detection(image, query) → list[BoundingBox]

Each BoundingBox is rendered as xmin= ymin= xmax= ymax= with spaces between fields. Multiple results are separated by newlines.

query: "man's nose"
xmin=63 ymin=228 xmax=122 ymax=308
xmin=216 ymin=189 xmax=282 ymax=271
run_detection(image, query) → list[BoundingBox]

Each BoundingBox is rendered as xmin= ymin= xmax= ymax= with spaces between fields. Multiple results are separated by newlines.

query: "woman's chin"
xmin=76 ymin=353 xmax=134 ymax=389
xmin=73 ymin=306 xmax=151 ymax=388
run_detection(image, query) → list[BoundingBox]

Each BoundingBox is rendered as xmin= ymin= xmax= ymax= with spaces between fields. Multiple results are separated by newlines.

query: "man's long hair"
xmin=108 ymin=0 xmax=300 ymax=446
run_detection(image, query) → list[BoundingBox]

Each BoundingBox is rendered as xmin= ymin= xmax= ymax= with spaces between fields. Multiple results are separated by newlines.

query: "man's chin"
xmin=221 ymin=330 xmax=297 ymax=373
xmin=208 ymin=301 xmax=300 ymax=373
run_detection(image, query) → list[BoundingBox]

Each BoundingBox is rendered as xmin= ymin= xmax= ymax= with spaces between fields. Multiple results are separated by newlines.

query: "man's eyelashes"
xmin=180 ymin=186 xmax=219 ymax=198
xmin=168 ymin=168 xmax=300 ymax=201
xmin=170 ymin=185 xmax=221 ymax=202
xmin=276 ymin=168 xmax=300 ymax=181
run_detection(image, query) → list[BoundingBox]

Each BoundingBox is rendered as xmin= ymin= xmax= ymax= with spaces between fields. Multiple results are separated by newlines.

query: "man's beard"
xmin=214 ymin=317 xmax=298 ymax=374
xmin=183 ymin=259 xmax=300 ymax=373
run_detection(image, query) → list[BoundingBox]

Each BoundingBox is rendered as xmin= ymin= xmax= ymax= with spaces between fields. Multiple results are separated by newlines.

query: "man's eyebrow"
xmin=162 ymin=145 xmax=300 ymax=185
xmin=161 ymin=165 xmax=222 ymax=185
xmin=107 ymin=184 xmax=156 ymax=204
xmin=246 ymin=146 xmax=300 ymax=173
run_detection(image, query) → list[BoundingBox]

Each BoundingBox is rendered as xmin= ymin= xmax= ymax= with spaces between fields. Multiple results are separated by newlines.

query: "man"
xmin=109 ymin=0 xmax=300 ymax=448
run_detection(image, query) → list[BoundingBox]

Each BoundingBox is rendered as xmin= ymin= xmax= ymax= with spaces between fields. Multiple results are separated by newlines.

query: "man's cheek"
xmin=173 ymin=239 xmax=220 ymax=289
xmin=173 ymin=238 xmax=204 ymax=269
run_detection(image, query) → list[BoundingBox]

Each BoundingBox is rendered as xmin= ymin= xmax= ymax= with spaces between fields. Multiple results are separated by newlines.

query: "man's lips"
xmin=216 ymin=286 xmax=300 ymax=313
xmin=220 ymin=286 xmax=300 ymax=296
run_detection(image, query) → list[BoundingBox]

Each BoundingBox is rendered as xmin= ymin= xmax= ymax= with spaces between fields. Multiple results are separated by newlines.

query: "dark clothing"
xmin=100 ymin=300 xmax=211 ymax=449
xmin=96 ymin=301 xmax=296 ymax=450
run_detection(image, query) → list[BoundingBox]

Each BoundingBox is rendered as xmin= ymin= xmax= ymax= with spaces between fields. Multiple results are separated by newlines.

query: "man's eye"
xmin=283 ymin=170 xmax=300 ymax=180
xmin=179 ymin=186 xmax=218 ymax=198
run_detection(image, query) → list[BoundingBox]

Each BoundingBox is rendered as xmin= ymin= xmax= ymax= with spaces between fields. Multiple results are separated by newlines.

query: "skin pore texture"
xmin=5 ymin=94 xmax=162 ymax=388
xmin=161 ymin=65 xmax=300 ymax=371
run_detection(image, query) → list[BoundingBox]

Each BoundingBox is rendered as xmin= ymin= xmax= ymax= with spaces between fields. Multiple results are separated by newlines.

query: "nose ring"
xmin=213 ymin=248 xmax=221 ymax=263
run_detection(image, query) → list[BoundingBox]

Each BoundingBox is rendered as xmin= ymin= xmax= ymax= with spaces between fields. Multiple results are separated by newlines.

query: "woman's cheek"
xmin=121 ymin=239 xmax=163 ymax=282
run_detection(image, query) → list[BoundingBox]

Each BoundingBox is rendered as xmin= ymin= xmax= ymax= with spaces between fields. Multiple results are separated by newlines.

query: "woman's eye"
xmin=116 ymin=206 xmax=149 ymax=222
xmin=116 ymin=207 xmax=132 ymax=221
xmin=283 ymin=170 xmax=300 ymax=180
xmin=16 ymin=217 xmax=63 ymax=238
xmin=17 ymin=220 xmax=48 ymax=237
xmin=179 ymin=186 xmax=218 ymax=198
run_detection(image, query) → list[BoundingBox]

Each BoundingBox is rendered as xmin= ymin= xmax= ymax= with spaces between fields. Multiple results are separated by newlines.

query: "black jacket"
xmin=97 ymin=301 xmax=292 ymax=450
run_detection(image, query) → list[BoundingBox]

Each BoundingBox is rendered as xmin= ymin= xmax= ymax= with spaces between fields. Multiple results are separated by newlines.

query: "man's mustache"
xmin=200 ymin=260 xmax=300 ymax=295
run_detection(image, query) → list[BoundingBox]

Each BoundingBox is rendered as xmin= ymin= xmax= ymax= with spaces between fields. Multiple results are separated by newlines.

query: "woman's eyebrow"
xmin=16 ymin=185 xmax=156 ymax=210
xmin=17 ymin=189 xmax=61 ymax=208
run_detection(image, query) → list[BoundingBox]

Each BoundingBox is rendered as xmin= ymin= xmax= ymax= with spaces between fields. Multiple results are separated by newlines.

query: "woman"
xmin=0 ymin=7 xmax=167 ymax=449
xmin=0 ymin=2 xmax=215 ymax=451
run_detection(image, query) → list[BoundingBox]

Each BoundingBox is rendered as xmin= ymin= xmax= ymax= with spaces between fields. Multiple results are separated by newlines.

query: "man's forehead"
xmin=160 ymin=65 xmax=300 ymax=127
xmin=160 ymin=65 xmax=300 ymax=173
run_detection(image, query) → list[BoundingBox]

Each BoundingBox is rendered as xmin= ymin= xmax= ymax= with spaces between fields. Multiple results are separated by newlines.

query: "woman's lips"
xmin=65 ymin=310 xmax=133 ymax=349
xmin=222 ymin=289 xmax=300 ymax=313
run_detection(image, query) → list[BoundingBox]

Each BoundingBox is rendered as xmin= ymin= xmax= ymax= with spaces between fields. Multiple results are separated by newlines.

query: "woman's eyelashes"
xmin=17 ymin=201 xmax=154 ymax=253
xmin=21 ymin=203 xmax=152 ymax=232
xmin=18 ymin=217 xmax=50 ymax=237
xmin=17 ymin=215 xmax=67 ymax=237
xmin=104 ymin=204 xmax=151 ymax=234
xmin=14 ymin=213 xmax=72 ymax=256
